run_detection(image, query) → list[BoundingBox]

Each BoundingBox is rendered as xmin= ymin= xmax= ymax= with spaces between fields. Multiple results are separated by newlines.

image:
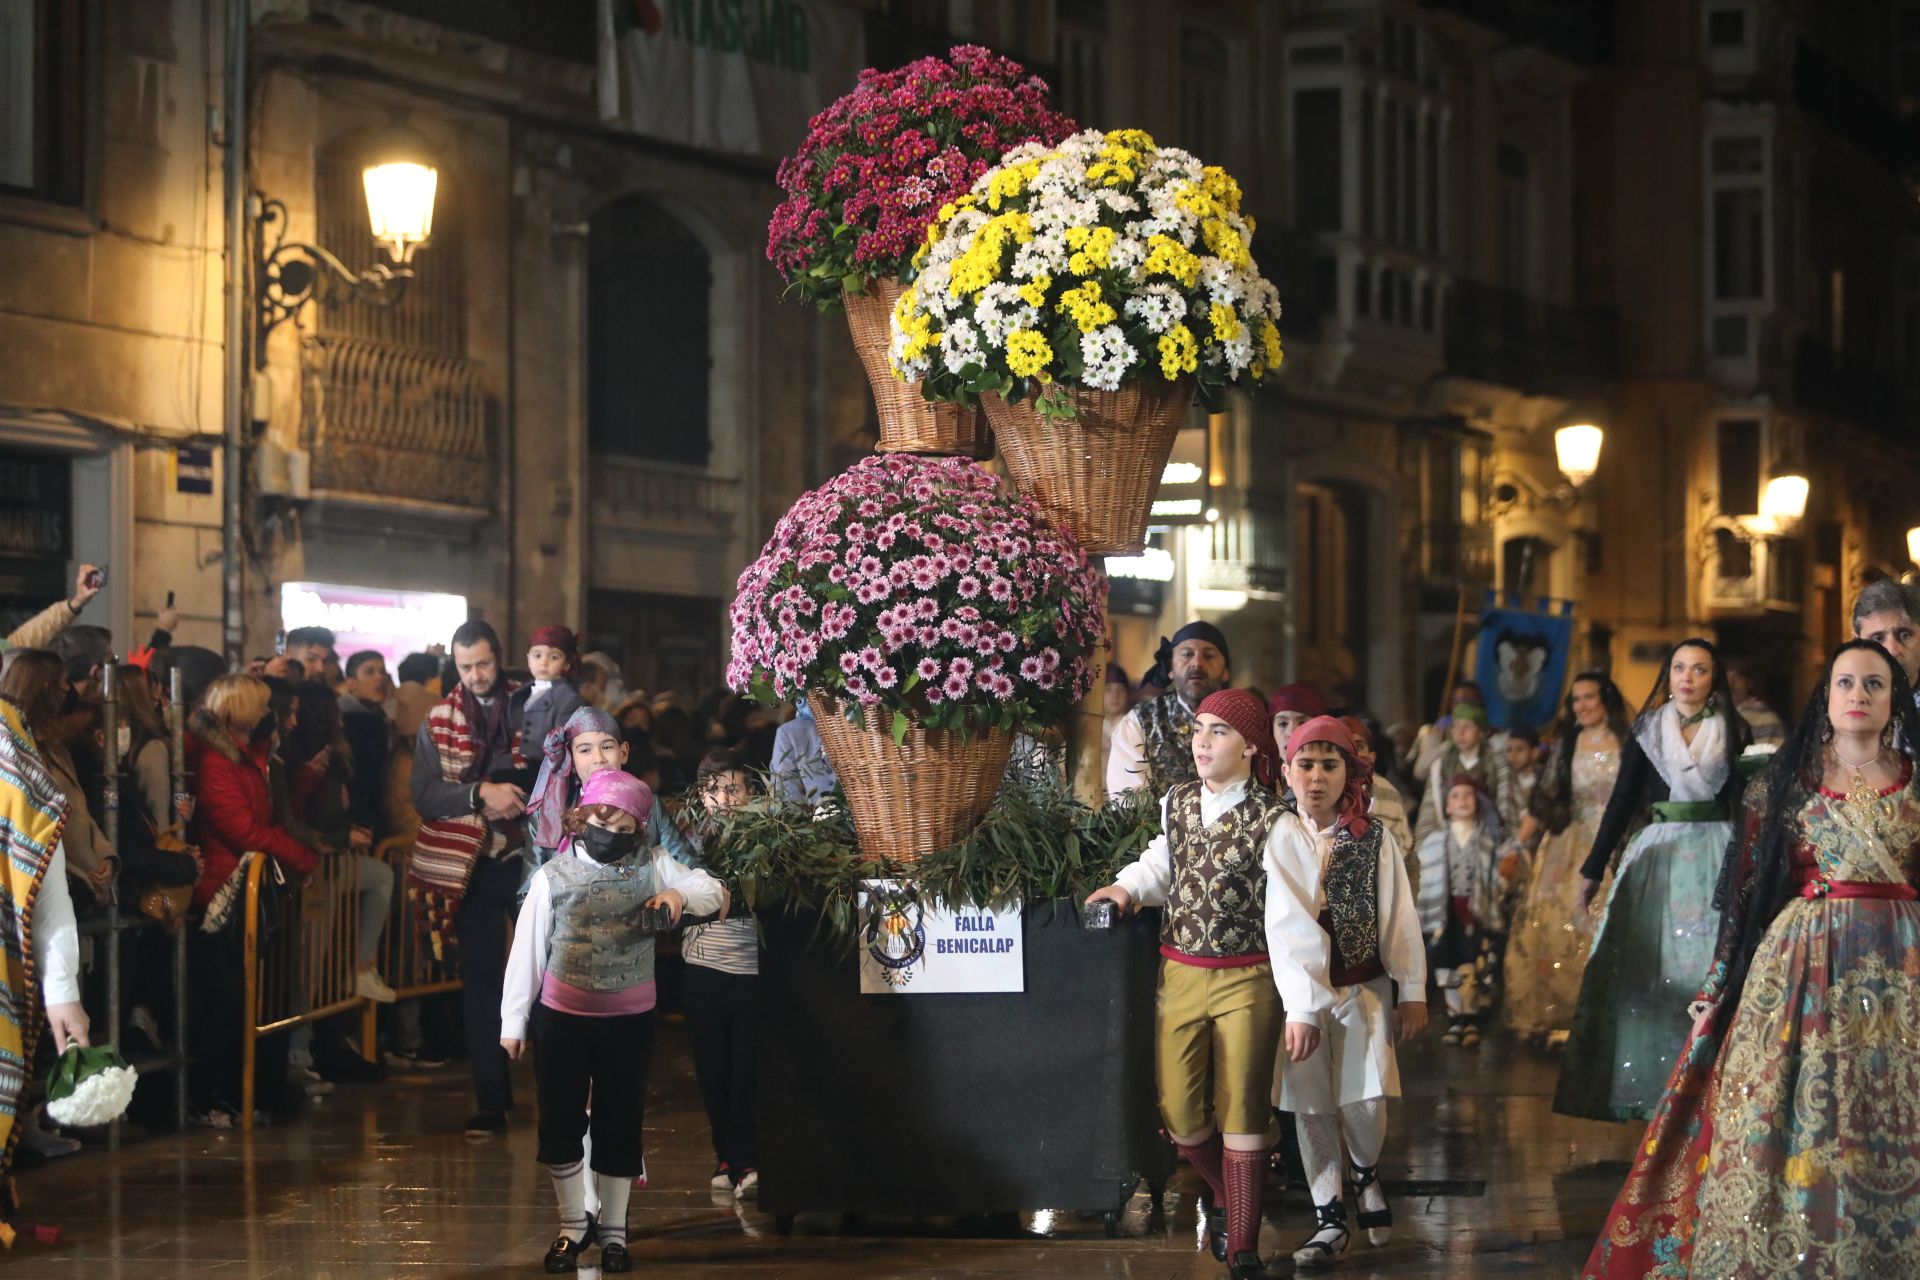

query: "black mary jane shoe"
xmin=1228 ymin=1248 xmax=1270 ymax=1278
xmin=599 ymin=1239 xmax=633 ymax=1273
xmin=542 ymin=1216 xmax=596 ymax=1274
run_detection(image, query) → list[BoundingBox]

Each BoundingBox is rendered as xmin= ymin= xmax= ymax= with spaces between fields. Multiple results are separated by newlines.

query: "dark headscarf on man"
xmin=1147 ymin=621 xmax=1231 ymax=689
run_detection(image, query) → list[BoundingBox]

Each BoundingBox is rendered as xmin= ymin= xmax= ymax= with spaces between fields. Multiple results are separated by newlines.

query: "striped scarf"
xmin=406 ymin=687 xmax=495 ymax=960
xmin=0 ymin=700 xmax=69 ymax=1201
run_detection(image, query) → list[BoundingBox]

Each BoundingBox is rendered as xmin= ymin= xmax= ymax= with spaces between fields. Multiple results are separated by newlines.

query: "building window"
xmin=1498 ymin=142 xmax=1530 ymax=292
xmin=1705 ymin=120 xmax=1771 ymax=365
xmin=588 ymin=194 xmax=712 ymax=466
xmin=0 ymin=0 xmax=86 ymax=204
xmin=1899 ymin=3 xmax=1920 ymax=114
xmin=1178 ymin=26 xmax=1229 ymax=163
xmin=1293 ymin=87 xmax=1343 ymax=234
xmin=1703 ymin=3 xmax=1757 ymax=74
xmin=1716 ymin=416 xmax=1762 ymax=516
xmin=1827 ymin=268 xmax=1845 ymax=353
xmin=1382 ymin=99 xmax=1400 ymax=245
xmin=1354 ymin=263 xmax=1372 ymax=318
xmin=1359 ymin=91 xmax=1375 ymax=237
xmin=1706 ymin=8 xmax=1746 ymax=47
xmin=1056 ymin=0 xmax=1109 ymax=129
xmin=1424 ymin=113 xmax=1441 ymax=254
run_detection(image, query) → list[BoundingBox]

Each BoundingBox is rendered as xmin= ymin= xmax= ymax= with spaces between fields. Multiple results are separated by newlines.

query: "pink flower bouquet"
xmin=727 ymin=454 xmax=1107 ymax=736
xmin=766 ymin=45 xmax=1076 ymax=312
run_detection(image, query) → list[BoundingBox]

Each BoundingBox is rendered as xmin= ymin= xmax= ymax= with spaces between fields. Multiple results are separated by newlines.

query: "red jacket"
xmin=188 ymin=729 xmax=317 ymax=906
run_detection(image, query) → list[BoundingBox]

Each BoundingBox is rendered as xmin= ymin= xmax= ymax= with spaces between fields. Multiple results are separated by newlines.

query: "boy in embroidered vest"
xmin=500 ymin=769 xmax=724 ymax=1274
xmin=1086 ymin=688 xmax=1332 ymax=1280
xmin=1278 ymin=717 xmax=1427 ymax=1269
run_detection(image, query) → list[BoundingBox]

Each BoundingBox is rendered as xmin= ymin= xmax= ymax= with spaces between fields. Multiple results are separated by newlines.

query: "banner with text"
xmin=598 ymin=0 xmax=865 ymax=159
xmin=856 ymin=881 xmax=1024 ymax=995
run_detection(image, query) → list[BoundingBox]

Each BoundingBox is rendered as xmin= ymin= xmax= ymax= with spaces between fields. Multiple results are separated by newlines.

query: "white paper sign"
xmin=856 ymin=880 xmax=1024 ymax=995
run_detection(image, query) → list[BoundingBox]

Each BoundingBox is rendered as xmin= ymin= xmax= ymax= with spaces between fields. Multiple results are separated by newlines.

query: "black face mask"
xmin=579 ymin=824 xmax=639 ymax=865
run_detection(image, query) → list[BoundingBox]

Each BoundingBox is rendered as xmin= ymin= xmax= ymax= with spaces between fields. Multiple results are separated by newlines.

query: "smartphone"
xmin=84 ymin=566 xmax=106 ymax=590
xmin=165 ymin=590 xmax=175 ymax=608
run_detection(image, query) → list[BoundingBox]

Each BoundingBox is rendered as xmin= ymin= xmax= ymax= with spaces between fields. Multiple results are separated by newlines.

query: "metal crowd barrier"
xmin=73 ymin=665 xmax=191 ymax=1146
xmin=238 ymin=849 xmax=368 ymax=1130
xmin=358 ymin=833 xmax=462 ymax=1061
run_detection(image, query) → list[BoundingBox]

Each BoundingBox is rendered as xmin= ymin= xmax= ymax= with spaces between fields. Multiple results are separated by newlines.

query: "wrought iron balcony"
xmin=301 ymin=335 xmax=492 ymax=513
xmin=1443 ymin=280 xmax=1616 ymax=397
xmin=589 ymin=457 xmax=740 ymax=541
xmin=1792 ymin=338 xmax=1908 ymax=443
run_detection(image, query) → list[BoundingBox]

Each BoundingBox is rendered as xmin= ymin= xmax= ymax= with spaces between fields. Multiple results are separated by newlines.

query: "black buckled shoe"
xmin=1347 ymin=1158 xmax=1392 ymax=1246
xmin=1291 ymin=1199 xmax=1350 ymax=1270
xmin=599 ymin=1239 xmax=633 ymax=1272
xmin=542 ymin=1216 xmax=596 ymax=1273
xmin=1228 ymin=1248 xmax=1270 ymax=1278
xmin=1200 ymin=1191 xmax=1229 ymax=1262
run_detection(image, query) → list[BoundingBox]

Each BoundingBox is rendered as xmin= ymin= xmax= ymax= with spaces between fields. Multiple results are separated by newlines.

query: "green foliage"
xmin=698 ymin=773 xmax=1161 ymax=949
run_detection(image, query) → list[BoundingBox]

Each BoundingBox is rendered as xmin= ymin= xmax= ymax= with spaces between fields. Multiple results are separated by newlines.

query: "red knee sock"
xmin=1221 ymin=1145 xmax=1268 ymax=1257
xmin=1173 ymin=1132 xmax=1226 ymax=1203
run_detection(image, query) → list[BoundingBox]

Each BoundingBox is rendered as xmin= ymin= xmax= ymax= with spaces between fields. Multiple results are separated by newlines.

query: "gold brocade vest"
xmin=1318 ymin=821 xmax=1384 ymax=986
xmin=1161 ymin=780 xmax=1290 ymax=959
xmin=1138 ymin=691 xmax=1200 ymax=799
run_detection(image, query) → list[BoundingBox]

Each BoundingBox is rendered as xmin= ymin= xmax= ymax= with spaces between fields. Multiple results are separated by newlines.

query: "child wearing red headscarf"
xmin=1086 ymin=688 xmax=1332 ymax=1280
xmin=514 ymin=625 xmax=587 ymax=786
xmin=1279 ymin=716 xmax=1427 ymax=1269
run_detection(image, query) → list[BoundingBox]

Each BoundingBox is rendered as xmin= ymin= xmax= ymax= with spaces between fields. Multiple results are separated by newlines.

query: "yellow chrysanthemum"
xmin=1200 ymin=166 xmax=1242 ymax=213
xmin=1209 ymin=301 xmax=1244 ymax=343
xmin=1107 ymin=128 xmax=1156 ymax=151
xmin=1174 ymin=183 xmax=1220 ymax=219
xmin=986 ymin=166 xmax=1030 ymax=211
xmin=1018 ymin=273 xmax=1053 ymax=308
xmin=1006 ymin=329 xmax=1054 ymax=381
xmin=1158 ymin=325 xmax=1198 ymax=379
xmin=1201 ymin=218 xmax=1251 ymax=267
xmin=1068 ymin=226 xmax=1118 ymax=276
xmin=1144 ymin=234 xmax=1201 ymax=287
xmin=1256 ymin=316 xmax=1284 ymax=369
xmin=1056 ymin=281 xmax=1117 ymax=334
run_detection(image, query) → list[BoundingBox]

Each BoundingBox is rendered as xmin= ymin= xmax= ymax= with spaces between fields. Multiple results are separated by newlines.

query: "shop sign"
xmin=599 ymin=0 xmax=865 ymax=159
xmin=0 ymin=451 xmax=68 ymax=561
xmin=857 ymin=880 xmax=1024 ymax=995
xmin=280 ymin=581 xmax=469 ymax=669
xmin=1148 ymin=421 xmax=1210 ymax=525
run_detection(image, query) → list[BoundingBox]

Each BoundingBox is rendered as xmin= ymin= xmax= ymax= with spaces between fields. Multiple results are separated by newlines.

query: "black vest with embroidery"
xmin=1137 ymin=691 xmax=1199 ymax=798
xmin=1316 ymin=821 xmax=1385 ymax=986
xmin=1161 ymin=779 xmax=1290 ymax=959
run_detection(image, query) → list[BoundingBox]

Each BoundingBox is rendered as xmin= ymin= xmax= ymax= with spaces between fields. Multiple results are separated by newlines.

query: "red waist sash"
xmin=1793 ymin=867 xmax=1919 ymax=901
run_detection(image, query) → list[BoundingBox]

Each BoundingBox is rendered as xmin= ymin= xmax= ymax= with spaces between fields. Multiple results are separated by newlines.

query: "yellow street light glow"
xmin=1759 ymin=474 xmax=1809 ymax=528
xmin=1554 ymin=423 xmax=1603 ymax=488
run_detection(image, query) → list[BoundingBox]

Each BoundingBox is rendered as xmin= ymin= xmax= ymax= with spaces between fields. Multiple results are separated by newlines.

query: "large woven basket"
xmin=844 ymin=278 xmax=993 ymax=458
xmin=807 ymin=694 xmax=1012 ymax=862
xmin=982 ymin=378 xmax=1194 ymax=556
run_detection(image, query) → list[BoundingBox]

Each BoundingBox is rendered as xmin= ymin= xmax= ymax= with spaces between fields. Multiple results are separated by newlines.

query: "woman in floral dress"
xmin=1584 ymin=639 xmax=1920 ymax=1277
xmin=1501 ymin=671 xmax=1630 ymax=1045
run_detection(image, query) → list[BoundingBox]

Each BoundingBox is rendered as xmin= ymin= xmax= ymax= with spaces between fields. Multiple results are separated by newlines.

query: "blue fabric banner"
xmin=1473 ymin=597 xmax=1574 ymax=732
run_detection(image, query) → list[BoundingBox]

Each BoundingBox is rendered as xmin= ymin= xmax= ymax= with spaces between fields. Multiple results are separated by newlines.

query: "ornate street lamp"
xmin=1554 ymin=423 xmax=1604 ymax=490
xmin=1906 ymin=525 xmax=1920 ymax=566
xmin=253 ymin=128 xmax=438 ymax=365
xmin=1759 ymin=474 xmax=1810 ymax=532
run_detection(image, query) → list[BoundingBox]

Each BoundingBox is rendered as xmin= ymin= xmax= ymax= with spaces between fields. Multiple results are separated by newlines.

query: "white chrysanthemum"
xmin=1012 ymin=236 xmax=1067 ymax=279
xmin=939 ymin=318 xmax=983 ymax=374
xmin=46 ymin=1063 xmax=139 ymax=1128
xmin=1123 ymin=284 xmax=1187 ymax=335
xmin=1079 ymin=325 xmax=1139 ymax=391
xmin=1094 ymin=189 xmax=1140 ymax=214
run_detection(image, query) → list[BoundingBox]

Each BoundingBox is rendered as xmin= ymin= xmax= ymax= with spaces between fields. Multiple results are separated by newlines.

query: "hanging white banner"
xmin=598 ymin=0 xmax=866 ymax=159
xmin=857 ymin=881 xmax=1025 ymax=995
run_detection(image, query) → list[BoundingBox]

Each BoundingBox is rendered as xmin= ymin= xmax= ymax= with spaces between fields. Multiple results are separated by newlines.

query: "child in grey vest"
xmin=500 ymin=768 xmax=725 ymax=1273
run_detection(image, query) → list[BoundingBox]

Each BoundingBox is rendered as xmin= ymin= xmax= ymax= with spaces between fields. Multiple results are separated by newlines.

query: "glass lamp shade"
xmin=1554 ymin=423 xmax=1604 ymax=488
xmin=1759 ymin=474 xmax=1810 ymax=527
xmin=363 ymin=161 xmax=437 ymax=263
xmin=1906 ymin=526 xmax=1920 ymax=566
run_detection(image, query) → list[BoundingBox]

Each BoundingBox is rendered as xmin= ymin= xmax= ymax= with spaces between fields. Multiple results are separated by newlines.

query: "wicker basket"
xmin=982 ymin=378 xmax=1194 ymax=556
xmin=808 ymin=694 xmax=1012 ymax=862
xmin=844 ymin=278 xmax=994 ymax=458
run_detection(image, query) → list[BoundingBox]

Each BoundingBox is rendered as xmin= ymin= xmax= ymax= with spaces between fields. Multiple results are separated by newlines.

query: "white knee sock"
xmin=594 ymin=1171 xmax=632 ymax=1245
xmin=1294 ymin=1112 xmax=1345 ymax=1207
xmin=549 ymin=1158 xmax=588 ymax=1242
xmin=581 ymin=1128 xmax=600 ymax=1215
xmin=1339 ymin=1099 xmax=1387 ymax=1212
xmin=1443 ymin=983 xmax=1466 ymax=1017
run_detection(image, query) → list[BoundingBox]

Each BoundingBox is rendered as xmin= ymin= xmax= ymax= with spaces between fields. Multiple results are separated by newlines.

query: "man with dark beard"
xmin=409 ymin=620 xmax=527 ymax=1138
xmin=1106 ymin=621 xmax=1233 ymax=799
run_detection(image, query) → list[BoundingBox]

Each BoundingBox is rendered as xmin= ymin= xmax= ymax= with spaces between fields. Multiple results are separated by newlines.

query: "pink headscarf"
xmin=579 ymin=767 xmax=654 ymax=827
xmin=527 ymin=706 xmax=623 ymax=850
xmin=1284 ymin=715 xmax=1373 ymax=838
